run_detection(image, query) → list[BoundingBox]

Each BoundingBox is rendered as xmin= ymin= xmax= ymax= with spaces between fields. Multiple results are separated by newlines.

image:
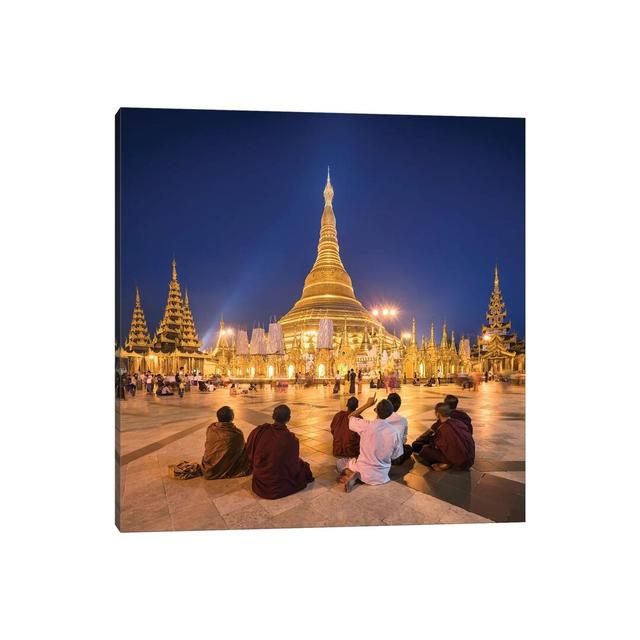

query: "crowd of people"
xmin=185 ymin=391 xmax=475 ymax=499
xmin=116 ymin=368 xmax=227 ymax=399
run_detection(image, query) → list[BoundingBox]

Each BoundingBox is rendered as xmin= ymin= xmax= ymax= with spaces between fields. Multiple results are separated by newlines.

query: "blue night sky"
xmin=118 ymin=108 xmax=524 ymax=349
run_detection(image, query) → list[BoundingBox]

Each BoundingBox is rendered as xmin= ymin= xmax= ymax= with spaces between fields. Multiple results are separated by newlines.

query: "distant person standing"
xmin=176 ymin=372 xmax=185 ymax=398
xmin=145 ymin=372 xmax=153 ymax=394
xmin=333 ymin=372 xmax=341 ymax=394
xmin=348 ymin=368 xmax=356 ymax=394
xmin=357 ymin=369 xmax=363 ymax=394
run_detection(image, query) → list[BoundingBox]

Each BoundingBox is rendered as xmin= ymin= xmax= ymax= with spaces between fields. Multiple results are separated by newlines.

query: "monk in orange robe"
xmin=246 ymin=404 xmax=314 ymax=499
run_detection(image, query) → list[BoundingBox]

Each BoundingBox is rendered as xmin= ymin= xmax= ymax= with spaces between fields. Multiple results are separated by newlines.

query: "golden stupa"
xmin=279 ymin=170 xmax=398 ymax=352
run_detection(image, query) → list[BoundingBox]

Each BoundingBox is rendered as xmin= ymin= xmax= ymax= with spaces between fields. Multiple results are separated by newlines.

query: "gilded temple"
xmin=118 ymin=174 xmax=525 ymax=380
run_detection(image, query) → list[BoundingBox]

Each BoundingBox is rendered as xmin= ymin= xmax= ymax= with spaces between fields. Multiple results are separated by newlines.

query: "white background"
xmin=1 ymin=1 xmax=638 ymax=638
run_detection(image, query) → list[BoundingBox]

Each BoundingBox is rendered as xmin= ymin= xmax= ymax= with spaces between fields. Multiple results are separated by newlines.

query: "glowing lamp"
xmin=390 ymin=309 xmax=397 ymax=316
xmin=382 ymin=309 xmax=389 ymax=316
xmin=372 ymin=309 xmax=379 ymax=316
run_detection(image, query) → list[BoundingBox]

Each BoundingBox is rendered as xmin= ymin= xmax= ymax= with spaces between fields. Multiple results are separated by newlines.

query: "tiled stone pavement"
xmin=116 ymin=381 xmax=525 ymax=532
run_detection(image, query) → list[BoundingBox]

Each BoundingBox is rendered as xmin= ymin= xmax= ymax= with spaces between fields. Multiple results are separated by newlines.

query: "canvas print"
xmin=115 ymin=108 xmax=525 ymax=532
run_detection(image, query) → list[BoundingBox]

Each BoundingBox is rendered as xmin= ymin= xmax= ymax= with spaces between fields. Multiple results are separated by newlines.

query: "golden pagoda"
xmin=153 ymin=258 xmax=184 ymax=352
xmin=124 ymin=287 xmax=152 ymax=353
xmin=180 ymin=289 xmax=202 ymax=352
xmin=477 ymin=265 xmax=525 ymax=374
xmin=279 ymin=170 xmax=399 ymax=363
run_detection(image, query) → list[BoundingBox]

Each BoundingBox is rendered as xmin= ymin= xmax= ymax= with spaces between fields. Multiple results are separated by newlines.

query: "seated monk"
xmin=444 ymin=394 xmax=473 ymax=434
xmin=201 ymin=405 xmax=251 ymax=479
xmin=330 ymin=396 xmax=361 ymax=462
xmin=337 ymin=395 xmax=403 ymax=492
xmin=411 ymin=402 xmax=475 ymax=471
xmin=245 ymin=404 xmax=314 ymax=499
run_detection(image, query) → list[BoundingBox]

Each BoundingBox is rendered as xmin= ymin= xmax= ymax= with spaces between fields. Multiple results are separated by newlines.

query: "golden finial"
xmin=494 ymin=264 xmax=499 ymax=288
xmin=172 ymin=257 xmax=177 ymax=281
xmin=323 ymin=168 xmax=334 ymax=206
xmin=135 ymin=286 xmax=141 ymax=305
xmin=184 ymin=288 xmax=189 ymax=306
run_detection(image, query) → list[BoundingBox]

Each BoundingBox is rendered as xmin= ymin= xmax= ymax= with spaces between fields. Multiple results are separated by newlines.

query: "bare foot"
xmin=342 ymin=470 xmax=361 ymax=492
xmin=430 ymin=463 xmax=451 ymax=472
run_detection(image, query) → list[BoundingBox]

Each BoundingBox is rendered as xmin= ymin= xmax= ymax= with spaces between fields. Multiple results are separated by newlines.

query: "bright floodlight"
xmin=402 ymin=332 xmax=411 ymax=339
xmin=382 ymin=308 xmax=389 ymax=316
xmin=372 ymin=309 xmax=379 ymax=316
xmin=390 ymin=309 xmax=397 ymax=316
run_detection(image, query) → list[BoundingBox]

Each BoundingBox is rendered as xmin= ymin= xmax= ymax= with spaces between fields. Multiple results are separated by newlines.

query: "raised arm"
xmin=349 ymin=394 xmax=376 ymax=418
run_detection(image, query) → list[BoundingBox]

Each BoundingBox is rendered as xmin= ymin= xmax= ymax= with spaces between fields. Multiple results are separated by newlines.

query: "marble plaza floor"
xmin=116 ymin=381 xmax=525 ymax=532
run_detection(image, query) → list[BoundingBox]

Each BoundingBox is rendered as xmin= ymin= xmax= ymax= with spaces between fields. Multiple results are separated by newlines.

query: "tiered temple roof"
xmin=153 ymin=258 xmax=184 ymax=352
xmin=180 ymin=289 xmax=202 ymax=352
xmin=125 ymin=287 xmax=152 ymax=353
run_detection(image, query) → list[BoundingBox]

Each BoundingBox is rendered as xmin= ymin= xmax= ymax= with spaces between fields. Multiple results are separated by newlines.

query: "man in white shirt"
xmin=337 ymin=395 xmax=403 ymax=492
xmin=387 ymin=392 xmax=412 ymax=465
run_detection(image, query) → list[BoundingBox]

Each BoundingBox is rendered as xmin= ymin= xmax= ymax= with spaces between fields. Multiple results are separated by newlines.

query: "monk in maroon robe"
xmin=411 ymin=402 xmax=475 ymax=471
xmin=330 ymin=396 xmax=361 ymax=458
xmin=201 ymin=406 xmax=251 ymax=479
xmin=444 ymin=394 xmax=473 ymax=434
xmin=246 ymin=404 xmax=314 ymax=499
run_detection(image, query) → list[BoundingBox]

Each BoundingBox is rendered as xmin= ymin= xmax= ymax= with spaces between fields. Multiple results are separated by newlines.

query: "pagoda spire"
xmin=428 ymin=321 xmax=436 ymax=347
xmin=125 ymin=287 xmax=152 ymax=352
xmin=360 ymin=326 xmax=371 ymax=352
xmin=440 ymin=321 xmax=449 ymax=350
xmin=450 ymin=330 xmax=457 ymax=354
xmin=181 ymin=287 xmax=202 ymax=352
xmin=411 ymin=317 xmax=416 ymax=345
xmin=324 ymin=167 xmax=334 ymax=206
xmin=297 ymin=171 xmax=355 ymax=301
xmin=154 ymin=258 xmax=185 ymax=352
xmin=212 ymin=316 xmax=228 ymax=353
xmin=484 ymin=264 xmax=511 ymax=333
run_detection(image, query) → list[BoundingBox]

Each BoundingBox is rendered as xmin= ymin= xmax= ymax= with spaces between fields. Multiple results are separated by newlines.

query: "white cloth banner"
xmin=266 ymin=323 xmax=285 ymax=355
xmin=250 ymin=327 xmax=267 ymax=355
xmin=317 ymin=318 xmax=334 ymax=349
xmin=235 ymin=330 xmax=249 ymax=355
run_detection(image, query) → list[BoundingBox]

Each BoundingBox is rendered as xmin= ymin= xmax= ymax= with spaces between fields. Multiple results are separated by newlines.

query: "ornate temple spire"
xmin=154 ymin=258 xmax=184 ymax=352
xmin=338 ymin=318 xmax=350 ymax=354
xmin=125 ymin=287 xmax=152 ymax=352
xmin=428 ymin=321 xmax=436 ymax=348
xmin=213 ymin=316 xmax=228 ymax=353
xmin=484 ymin=263 xmax=511 ymax=333
xmin=297 ymin=172 xmax=356 ymax=302
xmin=450 ymin=330 xmax=457 ymax=354
xmin=360 ymin=327 xmax=371 ymax=352
xmin=181 ymin=288 xmax=202 ymax=352
xmin=411 ymin=317 xmax=416 ymax=345
xmin=440 ymin=321 xmax=449 ymax=350
xmin=324 ymin=166 xmax=334 ymax=206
